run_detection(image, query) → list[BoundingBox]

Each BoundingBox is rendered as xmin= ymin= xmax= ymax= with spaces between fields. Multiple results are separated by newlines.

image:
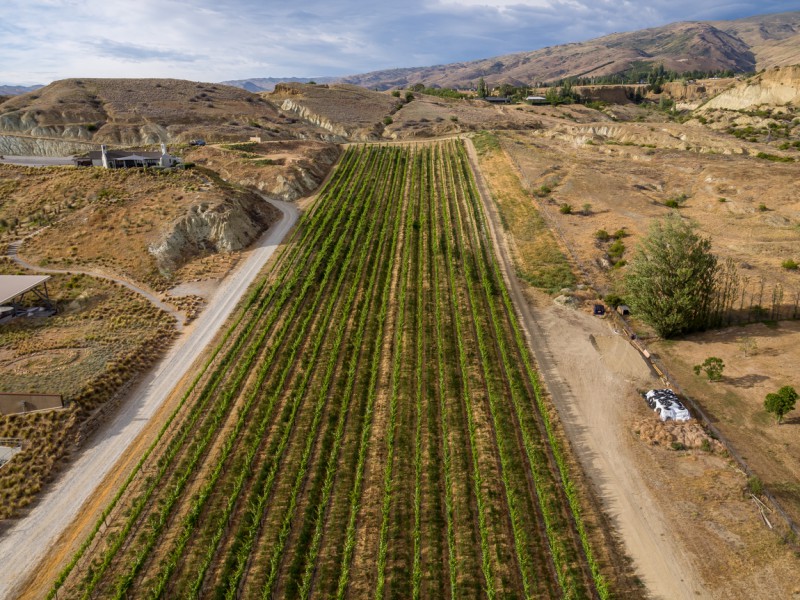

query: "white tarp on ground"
xmin=645 ymin=389 xmax=691 ymax=421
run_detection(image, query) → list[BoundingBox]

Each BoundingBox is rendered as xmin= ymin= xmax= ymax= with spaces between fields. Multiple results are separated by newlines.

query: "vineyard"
xmin=51 ymin=140 xmax=608 ymax=599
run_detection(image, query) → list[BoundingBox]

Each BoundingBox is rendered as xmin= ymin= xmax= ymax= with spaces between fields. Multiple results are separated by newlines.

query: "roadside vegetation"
xmin=472 ymin=131 xmax=576 ymax=292
xmin=0 ymin=258 xmax=175 ymax=519
xmin=51 ymin=140 xmax=610 ymax=599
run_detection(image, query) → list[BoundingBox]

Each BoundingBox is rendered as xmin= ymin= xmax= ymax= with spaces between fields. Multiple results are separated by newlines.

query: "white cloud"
xmin=0 ymin=0 xmax=796 ymax=85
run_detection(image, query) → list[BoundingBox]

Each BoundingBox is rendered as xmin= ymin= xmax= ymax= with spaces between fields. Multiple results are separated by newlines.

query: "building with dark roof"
xmin=80 ymin=144 xmax=180 ymax=169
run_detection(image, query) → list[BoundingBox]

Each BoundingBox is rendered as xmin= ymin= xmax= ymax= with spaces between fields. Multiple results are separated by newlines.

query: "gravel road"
xmin=0 ymin=198 xmax=298 ymax=599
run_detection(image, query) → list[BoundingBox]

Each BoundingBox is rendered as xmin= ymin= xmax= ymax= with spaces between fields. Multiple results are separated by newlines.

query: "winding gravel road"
xmin=0 ymin=198 xmax=298 ymax=599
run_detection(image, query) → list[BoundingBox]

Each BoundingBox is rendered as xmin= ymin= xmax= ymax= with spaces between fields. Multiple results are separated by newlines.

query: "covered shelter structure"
xmin=0 ymin=275 xmax=55 ymax=322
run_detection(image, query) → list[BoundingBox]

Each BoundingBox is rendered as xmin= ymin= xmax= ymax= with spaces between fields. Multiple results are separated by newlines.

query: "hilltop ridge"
xmin=339 ymin=11 xmax=800 ymax=90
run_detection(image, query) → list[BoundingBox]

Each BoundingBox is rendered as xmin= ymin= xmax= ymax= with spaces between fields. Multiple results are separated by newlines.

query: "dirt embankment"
xmin=271 ymin=83 xmax=400 ymax=141
xmin=701 ymin=66 xmax=800 ymax=110
xmin=148 ymin=192 xmax=279 ymax=275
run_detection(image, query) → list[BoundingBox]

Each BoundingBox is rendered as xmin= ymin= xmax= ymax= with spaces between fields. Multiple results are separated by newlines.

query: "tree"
xmin=738 ymin=335 xmax=758 ymax=357
xmin=624 ymin=214 xmax=719 ymax=338
xmin=693 ymin=357 xmax=724 ymax=381
xmin=477 ymin=77 xmax=488 ymax=98
xmin=764 ymin=386 xmax=798 ymax=424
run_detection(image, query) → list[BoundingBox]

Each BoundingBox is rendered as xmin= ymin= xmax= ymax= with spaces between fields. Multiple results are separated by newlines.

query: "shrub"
xmin=604 ymin=294 xmax=624 ymax=308
xmin=781 ymin=259 xmax=798 ymax=270
xmin=383 ymin=116 xmax=393 ymax=125
xmin=764 ymin=385 xmax=798 ymax=424
xmin=391 ymin=90 xmax=400 ymax=97
xmin=607 ymin=239 xmax=625 ymax=260
xmin=449 ymin=115 xmax=458 ymax=122
xmin=582 ymin=203 xmax=592 ymax=216
xmin=405 ymin=92 xmax=414 ymax=102
xmin=700 ymin=438 xmax=712 ymax=452
xmin=559 ymin=203 xmax=573 ymax=214
xmin=670 ymin=441 xmax=687 ymax=451
xmin=534 ymin=185 xmax=552 ymax=197
xmin=613 ymin=228 xmax=628 ymax=239
xmin=747 ymin=476 xmax=764 ymax=496
xmin=718 ymin=197 xmax=727 ymax=203
xmin=693 ymin=356 xmax=725 ymax=381
xmin=594 ymin=229 xmax=610 ymax=241
xmin=738 ymin=335 xmax=758 ymax=357
xmin=758 ymin=203 xmax=768 ymax=212
xmin=755 ymin=152 xmax=794 ymax=163
xmin=664 ymin=193 xmax=688 ymax=209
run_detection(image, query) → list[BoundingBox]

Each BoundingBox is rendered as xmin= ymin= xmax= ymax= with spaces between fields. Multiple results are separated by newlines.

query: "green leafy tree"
xmin=764 ymin=386 xmax=798 ymax=424
xmin=693 ymin=357 xmax=725 ymax=381
xmin=624 ymin=214 xmax=719 ymax=338
xmin=477 ymin=77 xmax=488 ymax=98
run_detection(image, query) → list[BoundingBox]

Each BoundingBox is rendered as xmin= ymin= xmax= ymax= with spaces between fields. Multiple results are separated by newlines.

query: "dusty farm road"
xmin=463 ymin=137 xmax=711 ymax=600
xmin=0 ymin=198 xmax=298 ymax=600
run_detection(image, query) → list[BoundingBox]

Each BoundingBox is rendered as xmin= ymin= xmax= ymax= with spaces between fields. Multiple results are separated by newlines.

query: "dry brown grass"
xmin=0 ymin=164 xmax=270 ymax=290
xmin=0 ymin=257 xmax=175 ymax=519
xmin=651 ymin=321 xmax=800 ymax=525
xmin=497 ymin=126 xmax=800 ymax=300
xmin=470 ymin=132 xmax=575 ymax=292
xmin=0 ymin=78 xmax=322 ymax=144
xmin=269 ymin=83 xmax=401 ymax=139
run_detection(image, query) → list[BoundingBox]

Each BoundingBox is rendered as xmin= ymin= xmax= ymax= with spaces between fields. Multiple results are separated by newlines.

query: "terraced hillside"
xmin=51 ymin=140 xmax=610 ymax=599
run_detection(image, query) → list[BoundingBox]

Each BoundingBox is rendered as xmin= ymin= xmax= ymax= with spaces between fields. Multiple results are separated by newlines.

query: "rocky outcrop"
xmin=149 ymin=196 xmax=278 ymax=275
xmin=0 ymin=134 xmax=96 ymax=156
xmin=548 ymin=123 xmax=748 ymax=154
xmin=279 ymin=98 xmax=350 ymax=140
xmin=235 ymin=146 xmax=340 ymax=200
xmin=701 ymin=65 xmax=800 ymax=110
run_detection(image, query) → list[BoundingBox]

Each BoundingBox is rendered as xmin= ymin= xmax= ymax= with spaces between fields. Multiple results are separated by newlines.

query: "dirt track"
xmin=6 ymin=238 xmax=185 ymax=329
xmin=464 ymin=137 xmax=711 ymax=599
xmin=0 ymin=198 xmax=298 ymax=600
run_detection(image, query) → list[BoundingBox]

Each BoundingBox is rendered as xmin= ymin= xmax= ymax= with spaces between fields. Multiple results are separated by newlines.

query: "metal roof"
xmin=0 ymin=275 xmax=51 ymax=305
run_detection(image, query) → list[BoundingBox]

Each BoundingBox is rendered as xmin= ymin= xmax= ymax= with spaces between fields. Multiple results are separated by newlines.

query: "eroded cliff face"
xmin=280 ymin=98 xmax=351 ymax=140
xmin=149 ymin=196 xmax=279 ymax=275
xmin=0 ymin=134 xmax=96 ymax=156
xmin=702 ymin=66 xmax=800 ymax=110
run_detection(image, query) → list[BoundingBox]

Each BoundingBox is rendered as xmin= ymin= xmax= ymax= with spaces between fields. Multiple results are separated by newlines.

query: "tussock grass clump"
xmin=0 ymin=258 xmax=176 ymax=519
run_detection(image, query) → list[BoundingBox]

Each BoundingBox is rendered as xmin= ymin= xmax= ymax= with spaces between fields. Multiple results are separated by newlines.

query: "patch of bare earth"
xmin=651 ymin=321 xmax=800 ymax=524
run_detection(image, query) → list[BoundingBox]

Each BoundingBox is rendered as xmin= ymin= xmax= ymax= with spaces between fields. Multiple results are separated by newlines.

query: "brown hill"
xmin=340 ymin=11 xmax=800 ymax=90
xmin=0 ymin=78 xmax=329 ymax=148
xmin=268 ymin=83 xmax=401 ymax=140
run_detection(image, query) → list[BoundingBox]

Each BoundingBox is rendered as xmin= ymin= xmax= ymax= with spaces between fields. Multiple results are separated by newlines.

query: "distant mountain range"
xmin=338 ymin=10 xmax=800 ymax=90
xmin=3 ymin=10 xmax=799 ymax=97
xmin=0 ymin=84 xmax=42 ymax=96
xmin=221 ymin=77 xmax=338 ymax=92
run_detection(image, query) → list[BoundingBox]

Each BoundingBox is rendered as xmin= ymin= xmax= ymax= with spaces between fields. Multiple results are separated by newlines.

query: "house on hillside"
xmin=80 ymin=144 xmax=180 ymax=169
xmin=483 ymin=96 xmax=512 ymax=104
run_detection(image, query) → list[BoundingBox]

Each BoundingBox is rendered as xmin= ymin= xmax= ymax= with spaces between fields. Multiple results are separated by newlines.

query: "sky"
xmin=0 ymin=0 xmax=796 ymax=85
